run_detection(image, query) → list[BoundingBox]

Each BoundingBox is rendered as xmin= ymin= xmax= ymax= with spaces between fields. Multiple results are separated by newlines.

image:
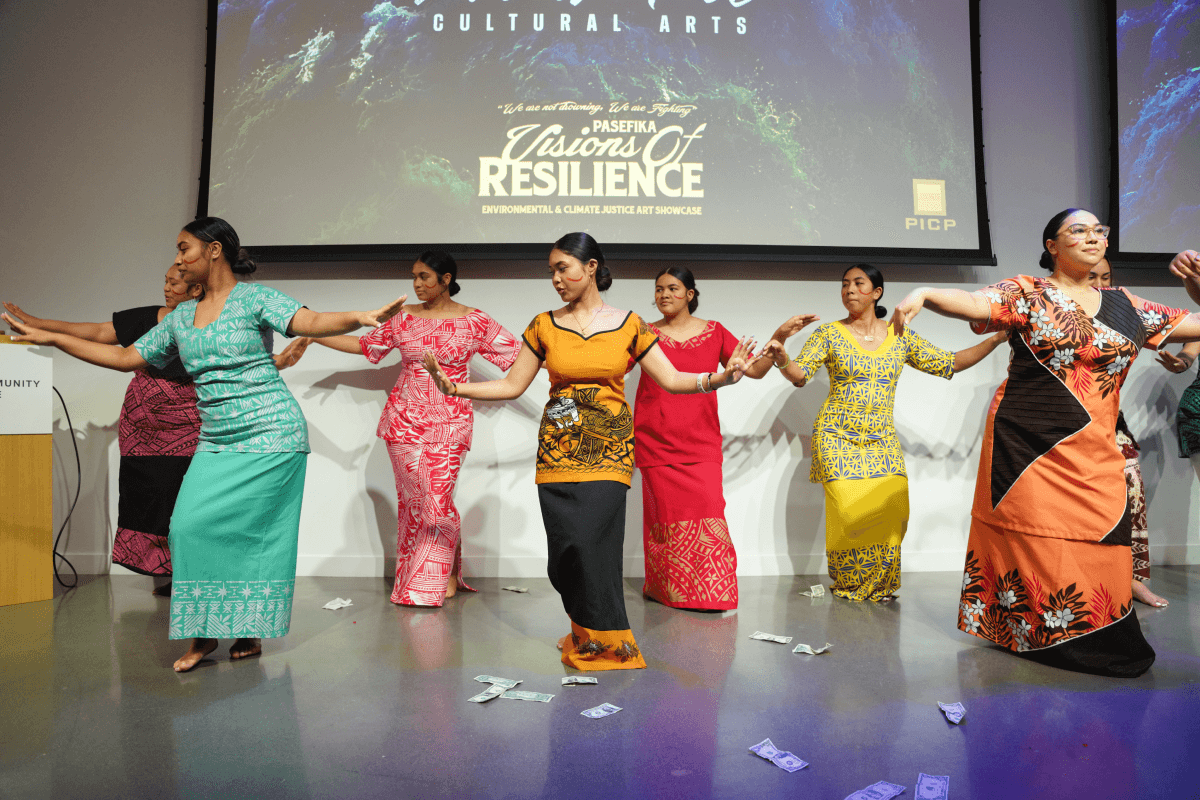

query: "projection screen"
xmin=200 ymin=0 xmax=993 ymax=262
xmin=1112 ymin=0 xmax=1200 ymax=260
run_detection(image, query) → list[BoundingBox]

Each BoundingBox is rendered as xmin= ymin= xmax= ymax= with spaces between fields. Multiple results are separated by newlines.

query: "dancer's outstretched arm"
xmin=952 ymin=331 xmax=1010 ymax=372
xmin=3 ymin=313 xmax=147 ymax=372
xmin=639 ymin=337 xmax=753 ymax=393
xmin=742 ymin=314 xmax=820 ymax=380
xmin=2 ymin=302 xmax=119 ymax=344
xmin=287 ymin=294 xmax=407 ymax=337
xmin=890 ymin=288 xmax=991 ymax=335
xmin=304 ymin=335 xmax=364 ymax=354
xmin=423 ymin=343 xmax=542 ymax=400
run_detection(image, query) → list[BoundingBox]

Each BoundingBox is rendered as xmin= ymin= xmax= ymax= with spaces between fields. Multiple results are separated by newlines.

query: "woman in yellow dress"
xmin=765 ymin=264 xmax=1007 ymax=602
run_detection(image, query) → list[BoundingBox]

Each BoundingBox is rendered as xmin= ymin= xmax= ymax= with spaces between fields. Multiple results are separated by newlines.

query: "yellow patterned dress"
xmin=792 ymin=322 xmax=954 ymax=601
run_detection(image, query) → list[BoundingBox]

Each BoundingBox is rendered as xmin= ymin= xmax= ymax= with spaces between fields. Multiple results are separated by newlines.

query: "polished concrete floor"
xmin=2 ymin=568 xmax=1198 ymax=800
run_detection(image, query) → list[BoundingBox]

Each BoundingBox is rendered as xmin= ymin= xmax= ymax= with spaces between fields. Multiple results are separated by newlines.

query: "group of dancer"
xmin=5 ymin=210 xmax=1199 ymax=679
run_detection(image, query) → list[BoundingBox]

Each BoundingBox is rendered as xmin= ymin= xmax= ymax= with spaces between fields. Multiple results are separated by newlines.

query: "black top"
xmin=112 ymin=306 xmax=188 ymax=380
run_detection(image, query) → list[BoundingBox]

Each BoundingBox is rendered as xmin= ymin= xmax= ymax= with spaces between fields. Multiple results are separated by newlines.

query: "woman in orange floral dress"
xmin=891 ymin=208 xmax=1200 ymax=677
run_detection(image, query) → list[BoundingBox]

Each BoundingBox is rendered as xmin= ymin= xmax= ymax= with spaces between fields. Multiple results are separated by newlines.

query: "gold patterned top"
xmin=523 ymin=310 xmax=659 ymax=485
xmin=793 ymin=322 xmax=954 ymax=483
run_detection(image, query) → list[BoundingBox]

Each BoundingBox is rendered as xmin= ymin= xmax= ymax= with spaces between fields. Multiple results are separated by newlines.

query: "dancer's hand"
xmin=274 ymin=337 xmax=312 ymax=370
xmin=1168 ymin=250 xmax=1200 ymax=281
xmin=1156 ymin=349 xmax=1194 ymax=374
xmin=714 ymin=337 xmax=755 ymax=387
xmin=759 ymin=339 xmax=790 ymax=367
xmin=1 ymin=312 xmax=57 ymax=345
xmin=729 ymin=336 xmax=757 ymax=367
xmin=358 ymin=294 xmax=408 ymax=328
xmin=770 ymin=314 xmax=820 ymax=342
xmin=1 ymin=302 xmax=39 ymax=327
xmin=422 ymin=351 xmax=456 ymax=395
xmin=891 ymin=290 xmax=926 ymax=336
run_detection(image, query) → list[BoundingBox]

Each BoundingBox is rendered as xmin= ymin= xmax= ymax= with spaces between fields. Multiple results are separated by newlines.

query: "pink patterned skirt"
xmin=112 ymin=371 xmax=200 ymax=575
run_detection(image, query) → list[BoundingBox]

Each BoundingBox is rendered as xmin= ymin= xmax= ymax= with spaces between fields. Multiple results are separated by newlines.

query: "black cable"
xmin=52 ymin=387 xmax=80 ymax=589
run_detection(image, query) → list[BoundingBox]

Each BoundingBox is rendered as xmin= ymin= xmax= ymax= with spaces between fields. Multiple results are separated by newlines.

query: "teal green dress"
xmin=135 ymin=282 xmax=309 ymax=640
xmin=1180 ymin=363 xmax=1200 ymax=458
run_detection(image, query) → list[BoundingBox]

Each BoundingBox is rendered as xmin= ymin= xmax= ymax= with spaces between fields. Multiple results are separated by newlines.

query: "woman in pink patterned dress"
xmin=298 ymin=252 xmax=520 ymax=606
xmin=5 ymin=268 xmax=203 ymax=592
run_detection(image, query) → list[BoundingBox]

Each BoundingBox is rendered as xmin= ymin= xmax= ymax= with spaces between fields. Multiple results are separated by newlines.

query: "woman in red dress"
xmin=632 ymin=266 xmax=774 ymax=610
xmin=891 ymin=208 xmax=1200 ymax=677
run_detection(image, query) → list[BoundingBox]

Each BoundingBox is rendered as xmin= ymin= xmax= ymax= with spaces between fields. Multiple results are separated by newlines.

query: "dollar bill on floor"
xmin=800 ymin=585 xmax=826 ymax=598
xmin=749 ymin=738 xmax=781 ymax=761
xmin=500 ymin=689 xmax=554 ymax=703
xmin=937 ymin=701 xmax=966 ymax=724
xmin=474 ymin=675 xmax=523 ymax=689
xmin=915 ymin=773 xmax=949 ymax=800
xmin=467 ymin=684 xmax=506 ymax=703
xmin=581 ymin=703 xmax=622 ymax=718
xmin=562 ymin=676 xmax=599 ymax=685
xmin=771 ymin=751 xmax=809 ymax=772
xmin=793 ymin=642 xmax=833 ymax=655
xmin=750 ymin=631 xmax=793 ymax=644
xmin=501 ymin=586 xmax=529 ymax=593
xmin=844 ymin=780 xmax=906 ymax=800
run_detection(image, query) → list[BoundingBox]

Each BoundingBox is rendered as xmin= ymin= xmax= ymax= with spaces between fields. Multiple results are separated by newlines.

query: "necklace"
xmin=848 ymin=321 xmax=878 ymax=342
xmin=571 ymin=303 xmax=602 ymax=334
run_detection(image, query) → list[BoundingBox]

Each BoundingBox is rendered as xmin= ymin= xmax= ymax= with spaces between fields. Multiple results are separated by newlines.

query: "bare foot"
xmin=152 ymin=581 xmax=172 ymax=597
xmin=445 ymin=577 xmax=457 ymax=599
xmin=230 ymin=638 xmax=262 ymax=660
xmin=1132 ymin=581 xmax=1168 ymax=608
xmin=875 ymin=595 xmax=897 ymax=604
xmin=173 ymin=638 xmax=217 ymax=672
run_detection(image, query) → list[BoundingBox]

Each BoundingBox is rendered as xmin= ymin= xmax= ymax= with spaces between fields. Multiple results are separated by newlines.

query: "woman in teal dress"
xmin=3 ymin=217 xmax=404 ymax=672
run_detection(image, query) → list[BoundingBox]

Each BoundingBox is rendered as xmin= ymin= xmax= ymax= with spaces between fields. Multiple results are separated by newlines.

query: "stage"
xmin=2 ymin=570 xmax=1197 ymax=799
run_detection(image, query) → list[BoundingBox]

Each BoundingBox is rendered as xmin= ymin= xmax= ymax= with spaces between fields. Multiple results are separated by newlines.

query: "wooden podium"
xmin=0 ymin=336 xmax=54 ymax=606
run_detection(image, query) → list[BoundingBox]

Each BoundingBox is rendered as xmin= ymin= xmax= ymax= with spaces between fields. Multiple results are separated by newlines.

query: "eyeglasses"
xmin=1057 ymin=224 xmax=1110 ymax=241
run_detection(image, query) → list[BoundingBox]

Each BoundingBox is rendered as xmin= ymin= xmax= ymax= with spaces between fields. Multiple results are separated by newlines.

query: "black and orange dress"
xmin=523 ymin=310 xmax=658 ymax=671
xmin=957 ymin=276 xmax=1187 ymax=677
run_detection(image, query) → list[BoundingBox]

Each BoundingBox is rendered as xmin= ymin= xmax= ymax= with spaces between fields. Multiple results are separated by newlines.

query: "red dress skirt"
xmin=634 ymin=320 xmax=739 ymax=610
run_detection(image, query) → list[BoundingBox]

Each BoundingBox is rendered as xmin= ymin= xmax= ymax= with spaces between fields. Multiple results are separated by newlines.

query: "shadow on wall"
xmin=724 ymin=372 xmax=828 ymax=573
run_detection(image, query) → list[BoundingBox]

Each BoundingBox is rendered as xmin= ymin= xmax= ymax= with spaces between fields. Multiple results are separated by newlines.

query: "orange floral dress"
xmin=957 ymin=276 xmax=1187 ymax=676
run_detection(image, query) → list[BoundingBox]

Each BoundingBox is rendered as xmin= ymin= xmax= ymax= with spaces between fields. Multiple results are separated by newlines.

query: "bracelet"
xmin=696 ymin=373 xmax=705 ymax=393
xmin=775 ymin=357 xmax=790 ymax=370
xmin=450 ymin=382 xmax=458 ymax=396
xmin=701 ymin=372 xmax=714 ymax=393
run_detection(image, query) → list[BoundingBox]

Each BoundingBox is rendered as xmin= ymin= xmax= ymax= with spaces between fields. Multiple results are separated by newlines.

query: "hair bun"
xmin=232 ymin=247 xmax=257 ymax=275
xmin=449 ymin=279 xmax=461 ymax=297
xmin=1038 ymin=250 xmax=1055 ymax=272
xmin=596 ymin=264 xmax=613 ymax=292
xmin=875 ymin=304 xmax=887 ymax=319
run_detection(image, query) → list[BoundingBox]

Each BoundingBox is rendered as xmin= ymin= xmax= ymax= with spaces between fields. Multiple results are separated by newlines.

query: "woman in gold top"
xmin=763 ymin=264 xmax=1007 ymax=602
xmin=424 ymin=232 xmax=752 ymax=670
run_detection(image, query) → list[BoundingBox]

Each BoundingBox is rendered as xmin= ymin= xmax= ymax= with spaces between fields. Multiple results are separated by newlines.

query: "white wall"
xmin=2 ymin=0 xmax=1196 ymax=579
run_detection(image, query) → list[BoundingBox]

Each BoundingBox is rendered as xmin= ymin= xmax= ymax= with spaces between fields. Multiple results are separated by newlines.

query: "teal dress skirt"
xmin=1179 ymin=363 xmax=1200 ymax=458
xmin=135 ymin=282 xmax=310 ymax=640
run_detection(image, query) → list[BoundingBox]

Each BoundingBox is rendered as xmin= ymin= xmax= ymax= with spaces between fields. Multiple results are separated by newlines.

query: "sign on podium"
xmin=0 ymin=336 xmax=54 ymax=606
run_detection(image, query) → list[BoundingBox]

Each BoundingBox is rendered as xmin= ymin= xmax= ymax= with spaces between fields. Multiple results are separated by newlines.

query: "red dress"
xmin=634 ymin=320 xmax=739 ymax=610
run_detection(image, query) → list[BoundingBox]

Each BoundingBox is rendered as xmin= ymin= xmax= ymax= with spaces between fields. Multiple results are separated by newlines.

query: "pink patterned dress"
xmin=111 ymin=306 xmax=201 ymax=575
xmin=359 ymin=309 xmax=520 ymax=606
